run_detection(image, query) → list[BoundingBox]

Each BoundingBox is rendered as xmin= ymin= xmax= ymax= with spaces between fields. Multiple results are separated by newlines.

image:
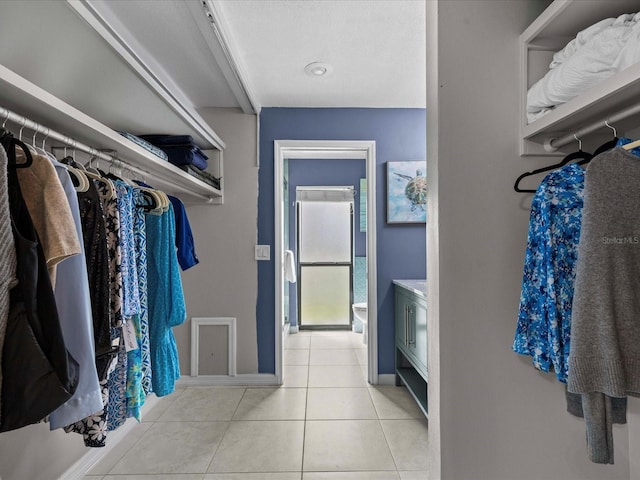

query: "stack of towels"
xmin=119 ymin=132 xmax=220 ymax=190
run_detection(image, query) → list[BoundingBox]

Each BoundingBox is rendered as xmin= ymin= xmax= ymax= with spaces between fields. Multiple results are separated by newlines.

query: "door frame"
xmin=274 ymin=140 xmax=378 ymax=384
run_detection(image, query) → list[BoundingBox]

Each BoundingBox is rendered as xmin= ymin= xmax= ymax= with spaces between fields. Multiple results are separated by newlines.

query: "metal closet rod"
xmin=0 ymin=106 xmax=113 ymax=163
xmin=0 ymin=105 xmax=214 ymax=202
xmin=545 ymin=102 xmax=640 ymax=151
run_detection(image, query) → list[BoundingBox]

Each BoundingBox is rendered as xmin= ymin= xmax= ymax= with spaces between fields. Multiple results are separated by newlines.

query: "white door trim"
xmin=274 ymin=140 xmax=378 ymax=385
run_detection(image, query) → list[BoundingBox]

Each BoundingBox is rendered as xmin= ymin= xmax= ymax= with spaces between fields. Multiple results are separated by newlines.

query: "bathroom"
xmin=261 ymin=108 xmax=428 ymax=381
xmin=283 ymin=157 xmax=369 ymax=338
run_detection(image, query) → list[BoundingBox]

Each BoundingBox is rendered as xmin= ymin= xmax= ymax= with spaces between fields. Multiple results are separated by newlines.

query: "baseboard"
xmin=289 ymin=324 xmax=299 ymax=333
xmin=377 ymin=374 xmax=396 ymax=386
xmin=60 ymin=394 xmax=161 ymax=480
xmin=176 ymin=373 xmax=279 ymax=387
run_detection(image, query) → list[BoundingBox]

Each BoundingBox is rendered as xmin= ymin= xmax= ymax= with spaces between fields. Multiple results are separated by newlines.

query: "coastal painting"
xmin=387 ymin=161 xmax=427 ymax=224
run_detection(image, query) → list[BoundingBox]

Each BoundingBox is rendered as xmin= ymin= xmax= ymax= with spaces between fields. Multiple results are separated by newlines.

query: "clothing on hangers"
xmin=0 ymin=141 xmax=17 ymax=425
xmin=146 ymin=203 xmax=186 ymax=397
xmin=48 ymin=160 xmax=103 ymax=431
xmin=1 ymin=135 xmax=79 ymax=432
xmin=0 ymin=110 xmax=192 ymax=444
xmin=15 ymin=150 xmax=81 ymax=287
xmin=168 ymin=195 xmax=199 ymax=270
xmin=514 ymin=163 xmax=584 ymax=381
xmin=566 ymin=146 xmax=640 ymax=463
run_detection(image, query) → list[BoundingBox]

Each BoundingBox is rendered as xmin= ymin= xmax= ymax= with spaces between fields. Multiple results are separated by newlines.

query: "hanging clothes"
xmin=567 ymin=144 xmax=640 ymax=464
xmin=65 ymin=178 xmax=124 ymax=446
xmin=513 ymin=163 xmax=584 ymax=382
xmin=168 ymin=195 xmax=199 ymax=270
xmin=15 ymin=150 xmax=80 ymax=287
xmin=123 ymin=185 xmax=152 ymax=421
xmin=75 ymin=174 xmax=113 ymax=380
xmin=567 ymin=146 xmax=640 ymax=396
xmin=114 ymin=181 xmax=140 ymax=318
xmin=48 ymin=159 xmax=103 ymax=430
xmin=0 ymin=135 xmax=78 ymax=432
xmin=0 ymin=140 xmax=17 ymax=423
xmin=133 ymin=188 xmax=152 ymax=399
xmin=146 ymin=203 xmax=186 ymax=396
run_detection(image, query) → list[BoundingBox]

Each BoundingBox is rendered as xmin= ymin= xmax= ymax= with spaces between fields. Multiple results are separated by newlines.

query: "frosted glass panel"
xmin=300 ymin=266 xmax=350 ymax=326
xmin=299 ymin=201 xmax=351 ymax=263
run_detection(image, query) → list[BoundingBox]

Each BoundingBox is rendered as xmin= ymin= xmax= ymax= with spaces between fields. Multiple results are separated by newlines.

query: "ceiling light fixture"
xmin=305 ymin=62 xmax=332 ymax=77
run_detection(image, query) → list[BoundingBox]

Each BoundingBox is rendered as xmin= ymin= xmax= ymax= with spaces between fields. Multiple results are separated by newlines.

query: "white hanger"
xmin=83 ymin=154 xmax=116 ymax=201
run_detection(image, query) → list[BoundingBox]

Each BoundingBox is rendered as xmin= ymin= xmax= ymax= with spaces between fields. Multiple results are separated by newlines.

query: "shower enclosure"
xmin=297 ymin=187 xmax=354 ymax=328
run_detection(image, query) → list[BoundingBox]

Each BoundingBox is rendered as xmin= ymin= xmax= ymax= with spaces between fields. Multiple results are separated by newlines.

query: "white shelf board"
xmin=0 ymin=0 xmax=225 ymax=152
xmin=520 ymin=0 xmax=640 ymax=155
xmin=0 ymin=64 xmax=221 ymax=203
xmin=67 ymin=0 xmax=226 ymax=150
xmin=522 ymin=0 xmax=639 ymax=42
xmin=523 ymin=62 xmax=640 ymax=144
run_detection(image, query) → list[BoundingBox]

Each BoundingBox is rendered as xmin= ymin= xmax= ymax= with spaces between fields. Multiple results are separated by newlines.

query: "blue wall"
xmin=258 ymin=108 xmax=427 ymax=374
xmin=287 ymin=158 xmax=367 ymax=328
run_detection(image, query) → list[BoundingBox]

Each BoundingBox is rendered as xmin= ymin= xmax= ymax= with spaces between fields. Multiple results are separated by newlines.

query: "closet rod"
xmin=0 ymin=105 xmax=215 ymax=203
xmin=545 ymin=102 xmax=640 ymax=152
xmin=0 ymin=106 xmax=112 ymax=162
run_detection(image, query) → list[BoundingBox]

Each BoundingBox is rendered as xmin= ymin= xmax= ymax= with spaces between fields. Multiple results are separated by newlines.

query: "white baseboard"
xmin=377 ymin=374 xmax=396 ymax=386
xmin=60 ymin=394 xmax=161 ymax=480
xmin=176 ymin=373 xmax=279 ymax=387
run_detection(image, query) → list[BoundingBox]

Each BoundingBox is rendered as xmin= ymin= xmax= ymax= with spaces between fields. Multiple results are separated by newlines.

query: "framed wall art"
xmin=387 ymin=160 xmax=427 ymax=224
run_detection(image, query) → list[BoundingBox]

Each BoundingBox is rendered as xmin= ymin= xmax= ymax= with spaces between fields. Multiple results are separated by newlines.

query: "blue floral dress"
xmin=513 ymin=163 xmax=584 ymax=383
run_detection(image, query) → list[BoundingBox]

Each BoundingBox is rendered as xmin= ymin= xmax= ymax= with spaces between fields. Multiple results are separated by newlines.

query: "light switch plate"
xmin=255 ymin=244 xmax=271 ymax=261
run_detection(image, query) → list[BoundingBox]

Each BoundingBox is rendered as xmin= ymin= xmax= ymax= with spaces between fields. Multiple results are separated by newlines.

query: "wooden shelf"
xmin=0 ymin=64 xmax=222 ymax=204
xmin=519 ymin=0 xmax=640 ymax=156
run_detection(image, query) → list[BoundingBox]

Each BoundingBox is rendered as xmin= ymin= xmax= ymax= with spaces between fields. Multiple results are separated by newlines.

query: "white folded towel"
xmin=284 ymin=250 xmax=297 ymax=283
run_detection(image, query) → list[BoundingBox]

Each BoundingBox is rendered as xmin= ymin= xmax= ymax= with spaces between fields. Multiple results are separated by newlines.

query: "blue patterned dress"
xmin=126 ymin=188 xmax=152 ymax=421
xmin=114 ymin=181 xmax=140 ymax=318
xmin=513 ymin=163 xmax=584 ymax=383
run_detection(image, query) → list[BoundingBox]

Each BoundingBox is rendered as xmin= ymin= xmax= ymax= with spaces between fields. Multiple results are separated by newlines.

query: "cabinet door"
xmin=395 ymin=291 xmax=408 ymax=349
xmin=408 ymin=299 xmax=427 ymax=374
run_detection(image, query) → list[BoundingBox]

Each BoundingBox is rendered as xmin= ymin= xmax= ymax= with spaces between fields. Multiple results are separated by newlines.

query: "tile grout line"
xmin=300 ymin=341 xmax=311 ymax=479
xmin=202 ymin=386 xmax=247 ymax=474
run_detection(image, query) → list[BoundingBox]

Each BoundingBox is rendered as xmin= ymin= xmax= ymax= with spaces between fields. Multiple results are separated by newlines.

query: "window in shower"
xmin=297 ymin=187 xmax=353 ymax=328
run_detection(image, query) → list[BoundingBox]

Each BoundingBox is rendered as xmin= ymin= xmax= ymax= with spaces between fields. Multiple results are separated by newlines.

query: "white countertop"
xmin=393 ymin=279 xmax=426 ymax=298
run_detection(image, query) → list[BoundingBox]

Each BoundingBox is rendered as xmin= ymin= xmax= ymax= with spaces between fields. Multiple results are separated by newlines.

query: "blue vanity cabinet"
xmin=394 ymin=281 xmax=427 ymax=417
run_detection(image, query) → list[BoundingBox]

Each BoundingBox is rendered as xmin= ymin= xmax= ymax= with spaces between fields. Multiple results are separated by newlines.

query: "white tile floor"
xmin=84 ymin=330 xmax=428 ymax=480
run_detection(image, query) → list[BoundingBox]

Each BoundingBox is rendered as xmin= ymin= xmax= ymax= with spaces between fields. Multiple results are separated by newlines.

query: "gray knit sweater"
xmin=568 ymin=147 xmax=640 ymax=398
xmin=0 ymin=142 xmax=17 ymax=422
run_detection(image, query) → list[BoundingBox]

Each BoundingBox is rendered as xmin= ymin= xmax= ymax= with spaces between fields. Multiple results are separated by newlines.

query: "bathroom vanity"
xmin=393 ymin=280 xmax=427 ymax=416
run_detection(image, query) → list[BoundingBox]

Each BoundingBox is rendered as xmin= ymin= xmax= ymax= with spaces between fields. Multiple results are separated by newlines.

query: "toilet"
xmin=352 ymin=302 xmax=368 ymax=344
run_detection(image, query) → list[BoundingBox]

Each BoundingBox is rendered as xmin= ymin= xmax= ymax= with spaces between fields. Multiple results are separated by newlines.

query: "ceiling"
xmin=91 ymin=0 xmax=426 ymax=112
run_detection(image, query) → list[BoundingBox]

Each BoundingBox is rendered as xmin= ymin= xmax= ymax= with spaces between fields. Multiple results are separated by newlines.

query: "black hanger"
xmin=1 ymin=129 xmax=33 ymax=169
xmin=514 ymin=139 xmax=592 ymax=193
xmin=593 ymin=120 xmax=619 ymax=157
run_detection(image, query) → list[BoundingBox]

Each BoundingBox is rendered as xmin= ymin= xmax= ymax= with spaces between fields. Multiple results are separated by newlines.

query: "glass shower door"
xmin=298 ymin=199 xmax=353 ymax=327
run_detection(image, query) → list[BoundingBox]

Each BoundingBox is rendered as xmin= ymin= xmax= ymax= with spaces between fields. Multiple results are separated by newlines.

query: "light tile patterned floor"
xmin=84 ymin=330 xmax=428 ymax=480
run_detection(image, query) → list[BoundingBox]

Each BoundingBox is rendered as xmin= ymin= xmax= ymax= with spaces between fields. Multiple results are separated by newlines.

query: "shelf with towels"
xmin=0 ymin=64 xmax=222 ymax=204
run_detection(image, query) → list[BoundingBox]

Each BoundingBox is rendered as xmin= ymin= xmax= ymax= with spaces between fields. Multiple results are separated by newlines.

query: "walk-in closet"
xmin=4 ymin=0 xmax=640 ymax=479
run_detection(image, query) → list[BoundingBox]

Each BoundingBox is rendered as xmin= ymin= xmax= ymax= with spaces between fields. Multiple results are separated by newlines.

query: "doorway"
xmin=297 ymin=187 xmax=354 ymax=329
xmin=274 ymin=140 xmax=378 ymax=384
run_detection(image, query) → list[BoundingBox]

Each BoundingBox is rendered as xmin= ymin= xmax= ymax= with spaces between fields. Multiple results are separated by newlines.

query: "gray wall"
xmin=0 ymin=423 xmax=87 ymax=479
xmin=177 ymin=107 xmax=259 ymax=375
xmin=426 ymin=1 xmax=631 ymax=479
